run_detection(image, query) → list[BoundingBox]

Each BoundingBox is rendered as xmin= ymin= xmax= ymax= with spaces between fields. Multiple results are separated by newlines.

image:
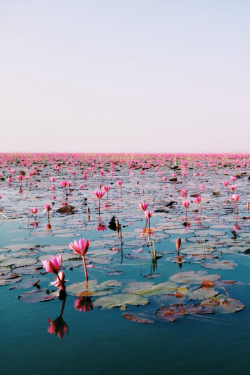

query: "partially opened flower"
xmin=43 ymin=204 xmax=51 ymax=219
xmin=103 ymin=185 xmax=111 ymax=199
xmin=181 ymin=189 xmax=187 ymax=197
xmin=144 ymin=210 xmax=154 ymax=228
xmin=30 ymin=207 xmax=37 ymax=218
xmin=182 ymin=200 xmax=190 ymax=209
xmin=50 ymin=271 xmax=68 ymax=290
xmin=41 ymin=254 xmax=62 ymax=275
xmin=232 ymin=194 xmax=240 ymax=214
xmin=182 ymin=200 xmax=190 ymax=218
xmin=193 ymin=196 xmax=202 ymax=211
xmin=69 ymin=238 xmax=90 ymax=281
xmin=200 ymin=184 xmax=205 ymax=192
xmin=69 ymin=238 xmax=90 ymax=256
xmin=93 ymin=190 xmax=105 ymax=214
xmin=138 ymin=202 xmax=148 ymax=211
xmin=144 ymin=210 xmax=154 ymax=219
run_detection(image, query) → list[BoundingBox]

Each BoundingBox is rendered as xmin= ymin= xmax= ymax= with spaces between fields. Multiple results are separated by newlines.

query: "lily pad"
xmin=94 ymin=293 xmax=149 ymax=310
xmin=155 ymin=303 xmax=214 ymax=322
xmin=66 ymin=280 xmax=122 ymax=297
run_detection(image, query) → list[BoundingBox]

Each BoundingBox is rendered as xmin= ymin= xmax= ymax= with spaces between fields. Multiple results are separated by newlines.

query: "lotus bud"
xmin=176 ymin=237 xmax=181 ymax=251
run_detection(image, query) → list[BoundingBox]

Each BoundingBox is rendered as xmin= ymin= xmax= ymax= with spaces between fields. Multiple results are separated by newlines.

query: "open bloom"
xmin=103 ymin=185 xmax=110 ymax=193
xmin=231 ymin=194 xmax=240 ymax=202
xmin=69 ymin=238 xmax=90 ymax=256
xmin=138 ymin=202 xmax=148 ymax=211
xmin=41 ymin=254 xmax=62 ymax=275
xmin=223 ymin=181 xmax=229 ymax=187
xmin=116 ymin=180 xmax=123 ymax=187
xmin=92 ymin=190 xmax=105 ymax=199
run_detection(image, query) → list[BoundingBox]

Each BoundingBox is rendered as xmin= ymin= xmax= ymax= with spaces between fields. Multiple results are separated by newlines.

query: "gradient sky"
xmin=0 ymin=0 xmax=250 ymax=153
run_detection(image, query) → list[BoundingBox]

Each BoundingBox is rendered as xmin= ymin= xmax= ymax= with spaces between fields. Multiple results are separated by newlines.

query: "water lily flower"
xmin=138 ymin=202 xmax=148 ymax=211
xmin=144 ymin=210 xmax=154 ymax=228
xmin=30 ymin=207 xmax=37 ymax=218
xmin=200 ymin=184 xmax=205 ymax=192
xmin=193 ymin=196 xmax=202 ymax=211
xmin=182 ymin=200 xmax=190 ymax=218
xmin=69 ymin=238 xmax=90 ymax=281
xmin=103 ymin=185 xmax=111 ymax=199
xmin=43 ymin=204 xmax=51 ymax=219
xmin=50 ymin=271 xmax=68 ymax=290
xmin=232 ymin=194 xmax=240 ymax=214
xmin=41 ymin=254 xmax=62 ymax=275
xmin=93 ymin=190 xmax=105 ymax=214
xmin=69 ymin=238 xmax=90 ymax=256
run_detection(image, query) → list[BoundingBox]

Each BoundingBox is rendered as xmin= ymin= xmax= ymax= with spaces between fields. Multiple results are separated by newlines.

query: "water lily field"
xmin=1 ymin=153 xmax=250 ymax=375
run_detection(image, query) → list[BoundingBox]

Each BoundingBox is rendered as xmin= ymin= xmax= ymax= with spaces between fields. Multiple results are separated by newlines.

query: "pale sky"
xmin=0 ymin=0 xmax=250 ymax=153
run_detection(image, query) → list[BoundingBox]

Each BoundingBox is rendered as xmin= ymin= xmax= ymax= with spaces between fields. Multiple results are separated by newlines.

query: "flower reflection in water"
xmin=74 ymin=297 xmax=93 ymax=312
xmin=47 ymin=296 xmax=69 ymax=339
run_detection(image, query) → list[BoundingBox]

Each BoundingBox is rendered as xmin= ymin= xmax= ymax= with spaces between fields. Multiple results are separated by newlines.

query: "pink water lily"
xmin=182 ymin=200 xmax=190 ymax=219
xmin=93 ymin=190 xmax=105 ymax=214
xmin=50 ymin=271 xmax=68 ymax=289
xmin=103 ymin=185 xmax=111 ymax=199
xmin=41 ymin=254 xmax=64 ymax=289
xmin=138 ymin=202 xmax=148 ymax=211
xmin=69 ymin=238 xmax=90 ymax=281
xmin=144 ymin=210 xmax=154 ymax=228
xmin=30 ymin=207 xmax=37 ymax=218
xmin=181 ymin=189 xmax=187 ymax=198
xmin=43 ymin=204 xmax=51 ymax=219
xmin=232 ymin=194 xmax=240 ymax=214
xmin=182 ymin=200 xmax=190 ymax=208
xmin=200 ymin=184 xmax=205 ymax=192
xmin=193 ymin=196 xmax=202 ymax=211
xmin=69 ymin=238 xmax=90 ymax=256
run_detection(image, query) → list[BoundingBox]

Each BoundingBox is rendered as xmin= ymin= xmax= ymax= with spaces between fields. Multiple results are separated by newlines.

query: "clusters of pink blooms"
xmin=0 ymin=152 xmax=248 ymax=330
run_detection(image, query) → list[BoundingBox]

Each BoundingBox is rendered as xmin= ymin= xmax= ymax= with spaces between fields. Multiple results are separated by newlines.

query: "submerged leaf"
xmin=123 ymin=313 xmax=154 ymax=324
xmin=155 ymin=303 xmax=214 ymax=322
